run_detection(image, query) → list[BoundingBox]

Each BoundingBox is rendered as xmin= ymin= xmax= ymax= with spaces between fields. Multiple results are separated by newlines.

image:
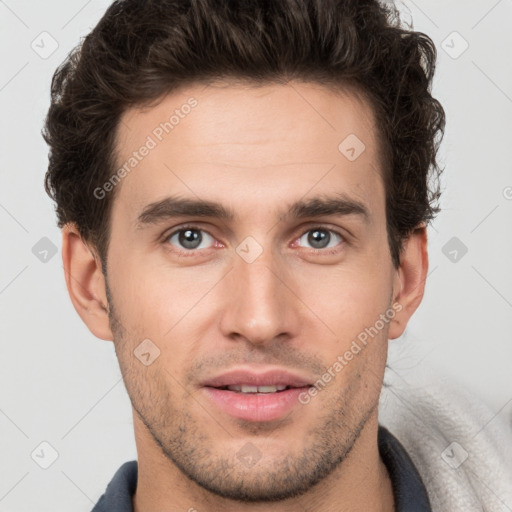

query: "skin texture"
xmin=62 ymin=81 xmax=428 ymax=512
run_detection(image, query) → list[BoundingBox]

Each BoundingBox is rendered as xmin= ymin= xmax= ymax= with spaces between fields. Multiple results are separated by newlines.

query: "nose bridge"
xmin=219 ymin=242 xmax=293 ymax=345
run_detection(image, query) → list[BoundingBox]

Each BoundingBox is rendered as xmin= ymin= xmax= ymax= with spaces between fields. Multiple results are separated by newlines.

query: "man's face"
xmin=105 ymin=81 xmax=400 ymax=501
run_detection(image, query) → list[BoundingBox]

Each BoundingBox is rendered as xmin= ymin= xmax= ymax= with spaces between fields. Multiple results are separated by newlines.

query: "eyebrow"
xmin=135 ymin=193 xmax=370 ymax=228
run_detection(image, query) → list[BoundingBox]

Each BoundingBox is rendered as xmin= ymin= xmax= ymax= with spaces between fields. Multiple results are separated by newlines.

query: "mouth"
xmin=211 ymin=383 xmax=301 ymax=392
xmin=200 ymin=368 xmax=314 ymax=422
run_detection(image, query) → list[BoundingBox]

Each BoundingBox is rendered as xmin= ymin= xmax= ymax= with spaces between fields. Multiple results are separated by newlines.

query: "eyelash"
xmin=162 ymin=224 xmax=346 ymax=257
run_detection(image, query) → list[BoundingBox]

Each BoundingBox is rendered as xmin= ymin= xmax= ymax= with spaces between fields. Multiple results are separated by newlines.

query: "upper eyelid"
xmin=164 ymin=225 xmax=215 ymax=241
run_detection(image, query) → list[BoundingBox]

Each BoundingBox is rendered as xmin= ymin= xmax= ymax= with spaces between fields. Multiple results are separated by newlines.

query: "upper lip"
xmin=200 ymin=367 xmax=314 ymax=388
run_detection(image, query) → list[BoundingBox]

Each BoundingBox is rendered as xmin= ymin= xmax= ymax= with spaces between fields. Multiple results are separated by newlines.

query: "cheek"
xmin=108 ymin=253 xmax=224 ymax=344
xmin=293 ymin=263 xmax=393 ymax=339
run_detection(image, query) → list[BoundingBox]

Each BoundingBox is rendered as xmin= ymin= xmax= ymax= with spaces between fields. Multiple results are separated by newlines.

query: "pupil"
xmin=179 ymin=229 xmax=201 ymax=249
xmin=308 ymin=229 xmax=329 ymax=249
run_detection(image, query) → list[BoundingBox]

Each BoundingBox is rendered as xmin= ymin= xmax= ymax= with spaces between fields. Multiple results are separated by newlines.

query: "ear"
xmin=388 ymin=223 xmax=428 ymax=340
xmin=61 ymin=223 xmax=114 ymax=341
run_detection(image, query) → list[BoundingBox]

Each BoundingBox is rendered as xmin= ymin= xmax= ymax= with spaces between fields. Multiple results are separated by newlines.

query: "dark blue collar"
xmin=92 ymin=426 xmax=431 ymax=511
xmin=378 ymin=426 xmax=432 ymax=511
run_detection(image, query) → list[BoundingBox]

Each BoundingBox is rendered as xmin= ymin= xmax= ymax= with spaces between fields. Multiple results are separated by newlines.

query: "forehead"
xmin=113 ymin=80 xmax=384 ymax=216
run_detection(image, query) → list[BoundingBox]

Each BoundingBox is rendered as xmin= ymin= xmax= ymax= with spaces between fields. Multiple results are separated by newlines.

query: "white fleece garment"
xmin=378 ymin=367 xmax=512 ymax=512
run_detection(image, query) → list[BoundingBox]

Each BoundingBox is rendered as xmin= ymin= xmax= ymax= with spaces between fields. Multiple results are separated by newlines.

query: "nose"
xmin=218 ymin=245 xmax=298 ymax=346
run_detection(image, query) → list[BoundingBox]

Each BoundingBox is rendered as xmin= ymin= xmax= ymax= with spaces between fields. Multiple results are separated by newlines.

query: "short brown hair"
xmin=43 ymin=0 xmax=446 ymax=269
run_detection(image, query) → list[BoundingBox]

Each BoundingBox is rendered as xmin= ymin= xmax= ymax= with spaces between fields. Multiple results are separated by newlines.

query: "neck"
xmin=132 ymin=411 xmax=395 ymax=512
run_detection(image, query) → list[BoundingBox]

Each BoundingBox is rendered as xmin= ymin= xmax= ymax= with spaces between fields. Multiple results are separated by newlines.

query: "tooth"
xmin=225 ymin=384 xmax=289 ymax=393
xmin=240 ymin=385 xmax=259 ymax=393
xmin=257 ymin=385 xmax=278 ymax=393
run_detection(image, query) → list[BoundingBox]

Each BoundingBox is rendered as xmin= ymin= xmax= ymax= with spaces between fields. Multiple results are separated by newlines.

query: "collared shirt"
xmin=91 ymin=425 xmax=431 ymax=511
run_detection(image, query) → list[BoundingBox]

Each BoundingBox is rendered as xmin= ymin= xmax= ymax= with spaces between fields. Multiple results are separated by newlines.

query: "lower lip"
xmin=201 ymin=386 xmax=311 ymax=422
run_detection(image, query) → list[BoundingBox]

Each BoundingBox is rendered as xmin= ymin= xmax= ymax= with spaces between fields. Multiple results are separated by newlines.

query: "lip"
xmin=200 ymin=367 xmax=313 ymax=388
xmin=200 ymin=366 xmax=314 ymax=422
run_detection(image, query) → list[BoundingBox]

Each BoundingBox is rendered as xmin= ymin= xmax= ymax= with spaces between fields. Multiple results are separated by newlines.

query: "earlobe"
xmin=61 ymin=223 xmax=114 ymax=341
xmin=388 ymin=224 xmax=429 ymax=340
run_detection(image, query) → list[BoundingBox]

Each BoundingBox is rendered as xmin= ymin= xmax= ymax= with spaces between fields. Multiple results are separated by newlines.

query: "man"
xmin=42 ymin=0 xmax=512 ymax=511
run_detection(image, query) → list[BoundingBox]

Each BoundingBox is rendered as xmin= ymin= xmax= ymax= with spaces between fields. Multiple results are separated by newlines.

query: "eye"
xmin=296 ymin=227 xmax=344 ymax=251
xmin=165 ymin=227 xmax=216 ymax=252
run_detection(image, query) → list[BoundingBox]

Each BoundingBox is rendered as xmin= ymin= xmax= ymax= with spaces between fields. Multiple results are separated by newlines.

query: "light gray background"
xmin=1 ymin=1 xmax=511 ymax=511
